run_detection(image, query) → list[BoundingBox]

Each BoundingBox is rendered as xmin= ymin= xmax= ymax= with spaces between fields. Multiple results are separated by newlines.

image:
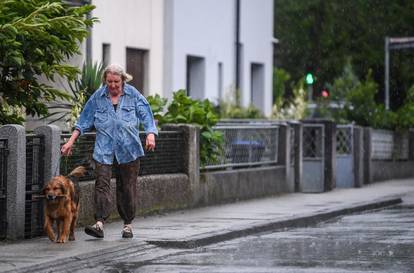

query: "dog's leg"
xmin=69 ymin=204 xmax=78 ymax=241
xmin=57 ymin=215 xmax=73 ymax=243
xmin=44 ymin=216 xmax=56 ymax=242
xmin=56 ymin=220 xmax=63 ymax=242
xmin=69 ymin=213 xmax=77 ymax=241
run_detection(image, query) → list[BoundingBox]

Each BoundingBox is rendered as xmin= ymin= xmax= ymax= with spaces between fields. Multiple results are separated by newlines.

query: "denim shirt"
xmin=75 ymin=84 xmax=158 ymax=164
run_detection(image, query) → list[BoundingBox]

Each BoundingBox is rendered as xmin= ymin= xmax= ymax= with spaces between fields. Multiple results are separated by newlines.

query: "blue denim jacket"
xmin=75 ymin=84 xmax=158 ymax=164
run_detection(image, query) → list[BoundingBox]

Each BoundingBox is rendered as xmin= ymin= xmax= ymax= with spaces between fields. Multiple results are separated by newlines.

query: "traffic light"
xmin=305 ymin=73 xmax=314 ymax=85
xmin=321 ymin=89 xmax=329 ymax=98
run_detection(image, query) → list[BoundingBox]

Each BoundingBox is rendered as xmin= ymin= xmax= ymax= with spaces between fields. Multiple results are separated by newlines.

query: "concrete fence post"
xmin=353 ymin=126 xmax=364 ymax=187
xmin=34 ymin=125 xmax=61 ymax=182
xmin=277 ymin=123 xmax=293 ymax=192
xmin=0 ymin=125 xmax=26 ymax=240
xmin=291 ymin=122 xmax=303 ymax=192
xmin=324 ymin=120 xmax=336 ymax=191
xmin=161 ymin=124 xmax=201 ymax=205
xmin=363 ymin=127 xmax=373 ymax=184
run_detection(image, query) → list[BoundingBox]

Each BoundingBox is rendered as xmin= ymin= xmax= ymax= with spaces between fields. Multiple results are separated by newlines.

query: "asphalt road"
xmin=90 ymin=203 xmax=414 ymax=273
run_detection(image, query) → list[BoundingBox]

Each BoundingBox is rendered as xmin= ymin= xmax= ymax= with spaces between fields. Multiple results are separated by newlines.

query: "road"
xmin=76 ymin=201 xmax=414 ymax=273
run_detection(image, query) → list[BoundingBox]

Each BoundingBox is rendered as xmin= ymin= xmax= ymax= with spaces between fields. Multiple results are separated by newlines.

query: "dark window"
xmin=251 ymin=63 xmax=264 ymax=111
xmin=102 ymin=43 xmax=111 ymax=68
xmin=126 ymin=48 xmax=148 ymax=94
xmin=186 ymin=55 xmax=205 ymax=99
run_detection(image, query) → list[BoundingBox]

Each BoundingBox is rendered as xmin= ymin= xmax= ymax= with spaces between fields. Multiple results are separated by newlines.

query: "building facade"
xmin=91 ymin=0 xmax=274 ymax=115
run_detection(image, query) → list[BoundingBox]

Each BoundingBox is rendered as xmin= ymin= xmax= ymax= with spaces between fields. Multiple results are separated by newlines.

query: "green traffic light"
xmin=305 ymin=73 xmax=314 ymax=85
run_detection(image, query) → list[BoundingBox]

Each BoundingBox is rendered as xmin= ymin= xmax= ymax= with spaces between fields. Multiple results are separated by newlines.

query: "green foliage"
xmin=219 ymin=102 xmax=264 ymax=119
xmin=147 ymin=90 xmax=224 ymax=166
xmin=273 ymin=68 xmax=290 ymax=107
xmin=394 ymin=85 xmax=414 ymax=131
xmin=44 ymin=61 xmax=104 ymax=128
xmin=146 ymin=93 xmax=167 ymax=122
xmin=272 ymin=79 xmax=308 ymax=120
xmin=275 ymin=0 xmax=414 ymax=109
xmin=215 ymin=87 xmax=264 ymax=119
xmin=335 ymin=71 xmax=396 ymax=129
xmin=0 ymin=0 xmax=97 ymax=124
xmin=327 ymin=59 xmax=359 ymax=102
xmin=71 ymin=61 xmax=104 ymax=101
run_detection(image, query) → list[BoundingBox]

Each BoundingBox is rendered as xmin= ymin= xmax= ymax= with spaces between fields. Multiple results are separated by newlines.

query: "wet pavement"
xmin=2 ymin=179 xmax=414 ymax=273
xmin=95 ymin=200 xmax=414 ymax=272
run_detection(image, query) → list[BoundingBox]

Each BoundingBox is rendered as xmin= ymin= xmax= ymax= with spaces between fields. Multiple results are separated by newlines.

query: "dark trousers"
xmin=94 ymin=158 xmax=140 ymax=225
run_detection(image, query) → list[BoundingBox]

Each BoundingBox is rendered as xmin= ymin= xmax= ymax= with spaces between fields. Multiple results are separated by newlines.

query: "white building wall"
xmin=91 ymin=0 xmax=164 ymax=96
xmin=90 ymin=0 xmax=273 ymax=115
xmin=165 ymin=0 xmax=235 ymax=104
xmin=239 ymin=0 xmax=274 ymax=116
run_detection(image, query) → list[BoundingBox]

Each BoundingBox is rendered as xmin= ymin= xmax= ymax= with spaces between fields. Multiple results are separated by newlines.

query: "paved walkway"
xmin=1 ymin=178 xmax=414 ymax=273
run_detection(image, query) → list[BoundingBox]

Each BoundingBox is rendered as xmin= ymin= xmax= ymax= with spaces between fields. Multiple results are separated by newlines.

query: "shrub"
xmin=272 ymin=79 xmax=308 ymax=120
xmin=44 ymin=61 xmax=104 ymax=129
xmin=147 ymin=90 xmax=223 ymax=166
xmin=0 ymin=0 xmax=97 ymax=124
xmin=273 ymin=68 xmax=290 ymax=107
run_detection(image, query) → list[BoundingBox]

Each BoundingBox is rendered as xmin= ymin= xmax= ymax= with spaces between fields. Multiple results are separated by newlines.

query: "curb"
xmin=146 ymin=197 xmax=402 ymax=249
xmin=4 ymin=242 xmax=155 ymax=273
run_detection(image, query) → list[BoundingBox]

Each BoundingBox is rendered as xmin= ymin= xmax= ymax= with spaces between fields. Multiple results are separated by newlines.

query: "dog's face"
xmin=42 ymin=178 xmax=67 ymax=202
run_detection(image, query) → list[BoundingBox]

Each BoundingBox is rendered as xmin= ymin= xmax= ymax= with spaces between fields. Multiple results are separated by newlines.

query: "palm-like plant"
xmin=44 ymin=61 xmax=104 ymax=128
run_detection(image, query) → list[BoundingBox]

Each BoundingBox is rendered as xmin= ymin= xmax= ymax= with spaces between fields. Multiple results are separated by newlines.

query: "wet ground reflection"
xmin=97 ymin=204 xmax=414 ymax=273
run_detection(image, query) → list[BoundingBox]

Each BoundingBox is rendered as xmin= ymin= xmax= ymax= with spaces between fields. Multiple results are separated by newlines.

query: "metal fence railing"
xmin=60 ymin=130 xmax=186 ymax=180
xmin=60 ymin=132 xmax=96 ymax=180
xmin=336 ymin=125 xmax=353 ymax=156
xmin=371 ymin=129 xmax=409 ymax=160
xmin=25 ymin=134 xmax=45 ymax=238
xmin=0 ymin=139 xmax=8 ymax=240
xmin=139 ymin=131 xmax=185 ymax=175
xmin=303 ymin=124 xmax=324 ymax=159
xmin=203 ymin=125 xmax=279 ymax=170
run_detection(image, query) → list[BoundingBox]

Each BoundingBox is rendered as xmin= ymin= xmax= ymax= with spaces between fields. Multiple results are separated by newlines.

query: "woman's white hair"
xmin=102 ymin=64 xmax=133 ymax=83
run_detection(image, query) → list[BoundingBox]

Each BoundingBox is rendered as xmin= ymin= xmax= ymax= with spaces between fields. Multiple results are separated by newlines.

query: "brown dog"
xmin=42 ymin=166 xmax=86 ymax=243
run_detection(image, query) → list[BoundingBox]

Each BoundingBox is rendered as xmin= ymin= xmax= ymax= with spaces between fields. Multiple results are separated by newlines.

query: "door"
xmin=126 ymin=48 xmax=147 ymax=94
xmin=302 ymin=124 xmax=325 ymax=192
xmin=336 ymin=125 xmax=354 ymax=188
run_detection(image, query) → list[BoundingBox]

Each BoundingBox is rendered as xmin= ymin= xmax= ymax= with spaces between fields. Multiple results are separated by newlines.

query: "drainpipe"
xmin=235 ymin=0 xmax=241 ymax=106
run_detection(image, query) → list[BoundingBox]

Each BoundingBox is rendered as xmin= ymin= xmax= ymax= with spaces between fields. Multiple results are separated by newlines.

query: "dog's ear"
xmin=42 ymin=184 xmax=49 ymax=195
xmin=59 ymin=183 xmax=67 ymax=195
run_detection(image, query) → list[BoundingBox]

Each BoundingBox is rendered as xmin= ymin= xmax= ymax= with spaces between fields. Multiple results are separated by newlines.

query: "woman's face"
xmin=105 ymin=72 xmax=123 ymax=95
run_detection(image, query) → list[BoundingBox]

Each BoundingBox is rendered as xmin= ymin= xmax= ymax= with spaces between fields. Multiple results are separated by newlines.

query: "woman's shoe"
xmin=122 ymin=225 xmax=133 ymax=238
xmin=85 ymin=222 xmax=104 ymax=238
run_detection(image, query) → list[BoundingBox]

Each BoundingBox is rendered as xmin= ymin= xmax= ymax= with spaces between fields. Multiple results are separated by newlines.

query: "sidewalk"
xmin=1 ymin=178 xmax=414 ymax=273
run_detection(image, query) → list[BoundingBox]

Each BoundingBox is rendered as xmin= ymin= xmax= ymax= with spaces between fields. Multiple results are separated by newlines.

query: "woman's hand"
xmin=145 ymin=133 xmax=156 ymax=151
xmin=61 ymin=141 xmax=74 ymax=156
xmin=61 ymin=129 xmax=80 ymax=156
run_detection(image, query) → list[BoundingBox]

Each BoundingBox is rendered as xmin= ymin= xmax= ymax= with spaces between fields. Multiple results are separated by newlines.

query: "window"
xmin=250 ymin=63 xmax=264 ymax=111
xmin=102 ymin=43 xmax=111 ymax=68
xmin=218 ymin=62 xmax=223 ymax=101
xmin=186 ymin=55 xmax=205 ymax=99
xmin=126 ymin=48 xmax=148 ymax=94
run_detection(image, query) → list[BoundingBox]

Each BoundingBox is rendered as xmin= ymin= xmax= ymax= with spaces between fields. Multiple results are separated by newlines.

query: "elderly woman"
xmin=61 ymin=64 xmax=158 ymax=239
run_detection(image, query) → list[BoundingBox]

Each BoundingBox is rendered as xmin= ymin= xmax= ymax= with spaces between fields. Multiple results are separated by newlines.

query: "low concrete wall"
xmin=200 ymin=166 xmax=287 ymax=205
xmin=372 ymin=161 xmax=414 ymax=182
xmin=77 ymin=173 xmax=190 ymax=226
xmin=78 ymin=165 xmax=291 ymax=225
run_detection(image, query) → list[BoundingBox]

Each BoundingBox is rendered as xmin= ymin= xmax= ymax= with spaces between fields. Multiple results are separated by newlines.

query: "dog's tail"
xmin=68 ymin=166 xmax=87 ymax=178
